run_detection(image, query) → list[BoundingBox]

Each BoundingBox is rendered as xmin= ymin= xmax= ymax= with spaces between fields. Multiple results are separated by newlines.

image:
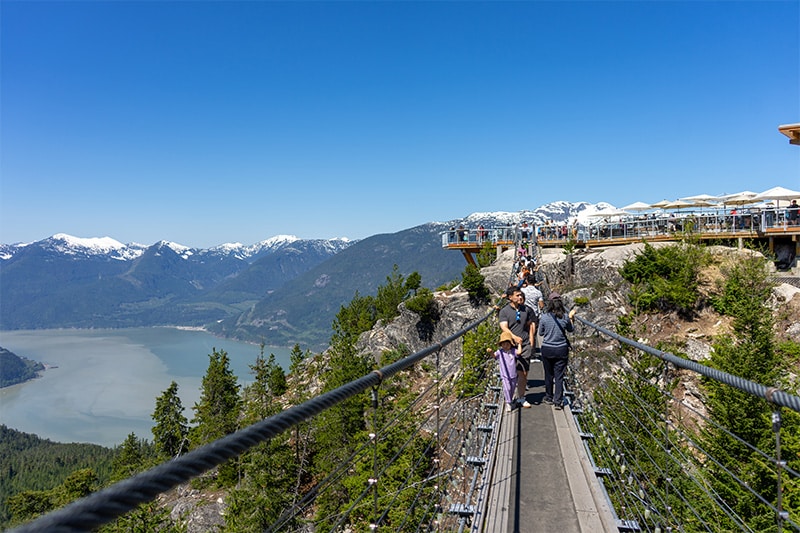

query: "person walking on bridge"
xmin=493 ymin=331 xmax=519 ymax=412
xmin=538 ymin=293 xmax=576 ymax=410
xmin=521 ymin=274 xmax=544 ymax=357
xmin=499 ymin=286 xmax=534 ymax=408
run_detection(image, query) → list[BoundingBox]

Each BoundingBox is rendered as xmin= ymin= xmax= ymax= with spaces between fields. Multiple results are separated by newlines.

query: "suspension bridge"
xmin=9 ymin=246 xmax=800 ymax=532
xmin=13 ymin=315 xmax=800 ymax=533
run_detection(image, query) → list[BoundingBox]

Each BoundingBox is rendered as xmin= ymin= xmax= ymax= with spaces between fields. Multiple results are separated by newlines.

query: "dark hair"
xmin=545 ymin=296 xmax=568 ymax=318
xmin=526 ymin=274 xmax=537 ymax=284
xmin=506 ymin=286 xmax=521 ymax=298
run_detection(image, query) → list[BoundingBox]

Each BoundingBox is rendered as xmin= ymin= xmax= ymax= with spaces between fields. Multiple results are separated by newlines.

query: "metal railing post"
xmin=370 ymin=386 xmax=380 ymax=531
xmin=772 ymin=408 xmax=788 ymax=531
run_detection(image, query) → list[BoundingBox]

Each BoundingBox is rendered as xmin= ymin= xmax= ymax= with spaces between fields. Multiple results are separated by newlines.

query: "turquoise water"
xmin=0 ymin=328 xmax=297 ymax=447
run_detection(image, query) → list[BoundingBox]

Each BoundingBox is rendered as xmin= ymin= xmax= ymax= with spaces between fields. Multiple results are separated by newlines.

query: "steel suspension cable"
xmin=12 ymin=310 xmax=496 ymax=533
xmin=573 ymin=316 xmax=800 ymax=413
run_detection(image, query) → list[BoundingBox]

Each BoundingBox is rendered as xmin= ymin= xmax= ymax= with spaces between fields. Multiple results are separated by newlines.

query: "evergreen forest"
xmin=0 ymin=349 xmax=44 ymax=388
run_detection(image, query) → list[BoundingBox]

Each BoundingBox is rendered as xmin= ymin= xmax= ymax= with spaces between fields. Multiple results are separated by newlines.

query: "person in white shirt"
xmin=520 ymin=274 xmax=544 ymax=356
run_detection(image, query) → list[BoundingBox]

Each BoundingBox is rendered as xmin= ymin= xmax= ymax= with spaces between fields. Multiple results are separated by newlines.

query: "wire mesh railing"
xmin=9 ymin=312 xmax=507 ymax=533
xmin=567 ymin=315 xmax=800 ymax=532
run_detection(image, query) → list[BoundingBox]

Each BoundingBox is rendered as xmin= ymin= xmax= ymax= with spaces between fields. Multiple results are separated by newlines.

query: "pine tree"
xmin=151 ymin=381 xmax=189 ymax=459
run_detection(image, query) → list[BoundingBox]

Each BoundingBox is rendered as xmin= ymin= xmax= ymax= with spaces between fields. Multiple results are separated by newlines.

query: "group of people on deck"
xmin=493 ymin=251 xmax=576 ymax=412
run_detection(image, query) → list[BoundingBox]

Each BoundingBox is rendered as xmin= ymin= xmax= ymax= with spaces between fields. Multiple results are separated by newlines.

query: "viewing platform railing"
xmin=442 ymin=208 xmax=800 ymax=250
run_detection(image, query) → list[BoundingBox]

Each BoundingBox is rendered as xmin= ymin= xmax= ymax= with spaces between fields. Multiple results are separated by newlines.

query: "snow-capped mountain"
xmin=0 ymin=200 xmax=607 ymax=344
xmin=0 ymin=234 xmax=353 ymax=263
xmin=0 ymin=233 xmax=356 ymax=331
xmin=0 ymin=233 xmax=149 ymax=261
xmin=455 ymin=201 xmax=616 ymax=228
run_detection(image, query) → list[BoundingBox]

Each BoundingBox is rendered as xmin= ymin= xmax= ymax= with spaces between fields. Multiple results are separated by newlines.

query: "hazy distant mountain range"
xmin=0 ymin=202 xmax=609 ymax=348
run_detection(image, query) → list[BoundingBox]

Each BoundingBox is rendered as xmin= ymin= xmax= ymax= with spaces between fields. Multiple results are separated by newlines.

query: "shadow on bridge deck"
xmin=483 ymin=362 xmax=618 ymax=532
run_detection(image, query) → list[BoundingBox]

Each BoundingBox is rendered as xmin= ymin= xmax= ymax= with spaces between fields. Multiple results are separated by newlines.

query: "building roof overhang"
xmin=778 ymin=123 xmax=800 ymax=145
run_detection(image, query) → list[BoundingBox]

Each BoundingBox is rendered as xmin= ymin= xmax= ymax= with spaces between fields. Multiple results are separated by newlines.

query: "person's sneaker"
xmin=521 ymin=400 xmax=532 ymax=408
xmin=554 ymin=404 xmax=564 ymax=410
xmin=543 ymin=398 xmax=554 ymax=405
xmin=506 ymin=403 xmax=513 ymax=412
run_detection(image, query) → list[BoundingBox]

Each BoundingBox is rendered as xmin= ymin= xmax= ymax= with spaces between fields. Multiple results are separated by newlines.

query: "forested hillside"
xmin=0 ymin=348 xmax=44 ymax=388
xmin=0 ymin=426 xmax=115 ymax=528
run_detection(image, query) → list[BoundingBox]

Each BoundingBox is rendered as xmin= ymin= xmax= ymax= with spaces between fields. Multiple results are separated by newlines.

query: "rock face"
xmin=536 ymin=245 xmax=636 ymax=332
xmin=358 ymin=289 xmax=490 ymax=372
xmin=164 ymin=486 xmax=225 ymax=533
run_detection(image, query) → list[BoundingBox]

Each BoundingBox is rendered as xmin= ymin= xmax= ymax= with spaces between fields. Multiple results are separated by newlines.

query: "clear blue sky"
xmin=2 ymin=1 xmax=798 ymax=248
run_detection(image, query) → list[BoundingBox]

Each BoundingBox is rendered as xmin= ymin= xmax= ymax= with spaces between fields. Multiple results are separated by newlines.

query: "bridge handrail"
xmin=574 ymin=316 xmax=800 ymax=414
xmin=10 ymin=311 xmax=497 ymax=533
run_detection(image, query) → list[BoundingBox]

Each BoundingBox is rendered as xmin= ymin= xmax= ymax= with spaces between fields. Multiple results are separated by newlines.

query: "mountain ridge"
xmin=0 ymin=201 xmax=609 ymax=346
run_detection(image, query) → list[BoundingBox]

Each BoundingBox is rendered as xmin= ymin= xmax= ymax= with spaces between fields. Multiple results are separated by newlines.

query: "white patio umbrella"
xmin=722 ymin=194 xmax=759 ymax=206
xmin=686 ymin=200 xmax=716 ymax=207
xmin=719 ymin=191 xmax=757 ymax=201
xmin=754 ymin=186 xmax=800 ymax=201
xmin=753 ymin=186 xmax=800 ymax=226
xmin=587 ymin=209 xmax=630 ymax=217
xmin=650 ymin=199 xmax=672 ymax=208
xmin=663 ymin=200 xmax=695 ymax=209
xmin=680 ymin=194 xmax=720 ymax=203
xmin=621 ymin=201 xmax=652 ymax=211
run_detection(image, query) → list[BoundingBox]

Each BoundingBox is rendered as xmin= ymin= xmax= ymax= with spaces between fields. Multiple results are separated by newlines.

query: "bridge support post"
xmin=461 ymin=250 xmax=476 ymax=266
xmin=795 ymin=236 xmax=800 ymax=270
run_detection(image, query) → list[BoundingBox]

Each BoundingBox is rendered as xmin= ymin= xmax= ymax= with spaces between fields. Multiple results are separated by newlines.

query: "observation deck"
xmin=444 ymin=209 xmax=800 ymax=266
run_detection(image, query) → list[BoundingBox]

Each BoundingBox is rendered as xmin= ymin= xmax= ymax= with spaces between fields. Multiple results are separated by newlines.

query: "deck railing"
xmin=442 ymin=208 xmax=800 ymax=248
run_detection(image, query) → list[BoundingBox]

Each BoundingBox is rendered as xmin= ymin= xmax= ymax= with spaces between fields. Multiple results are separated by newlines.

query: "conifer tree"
xmin=151 ymin=381 xmax=189 ymax=459
xmin=225 ymin=347 xmax=297 ymax=531
xmin=286 ymin=344 xmax=315 ymax=507
xmin=461 ymin=264 xmax=489 ymax=304
xmin=289 ymin=343 xmax=309 ymax=376
xmin=312 ymin=293 xmax=373 ymax=529
xmin=702 ymin=253 xmax=789 ymax=529
xmin=111 ymin=433 xmax=146 ymax=482
xmin=191 ymin=348 xmax=241 ymax=486
xmin=103 ymin=436 xmax=180 ymax=533
xmin=191 ymin=348 xmax=241 ymax=445
xmin=375 ymin=265 xmax=411 ymax=323
xmin=267 ymin=353 xmax=287 ymax=397
xmin=405 ymin=271 xmax=422 ymax=293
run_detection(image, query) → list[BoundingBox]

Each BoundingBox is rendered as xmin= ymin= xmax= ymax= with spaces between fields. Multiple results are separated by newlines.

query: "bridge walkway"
xmin=483 ymin=360 xmax=617 ymax=532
